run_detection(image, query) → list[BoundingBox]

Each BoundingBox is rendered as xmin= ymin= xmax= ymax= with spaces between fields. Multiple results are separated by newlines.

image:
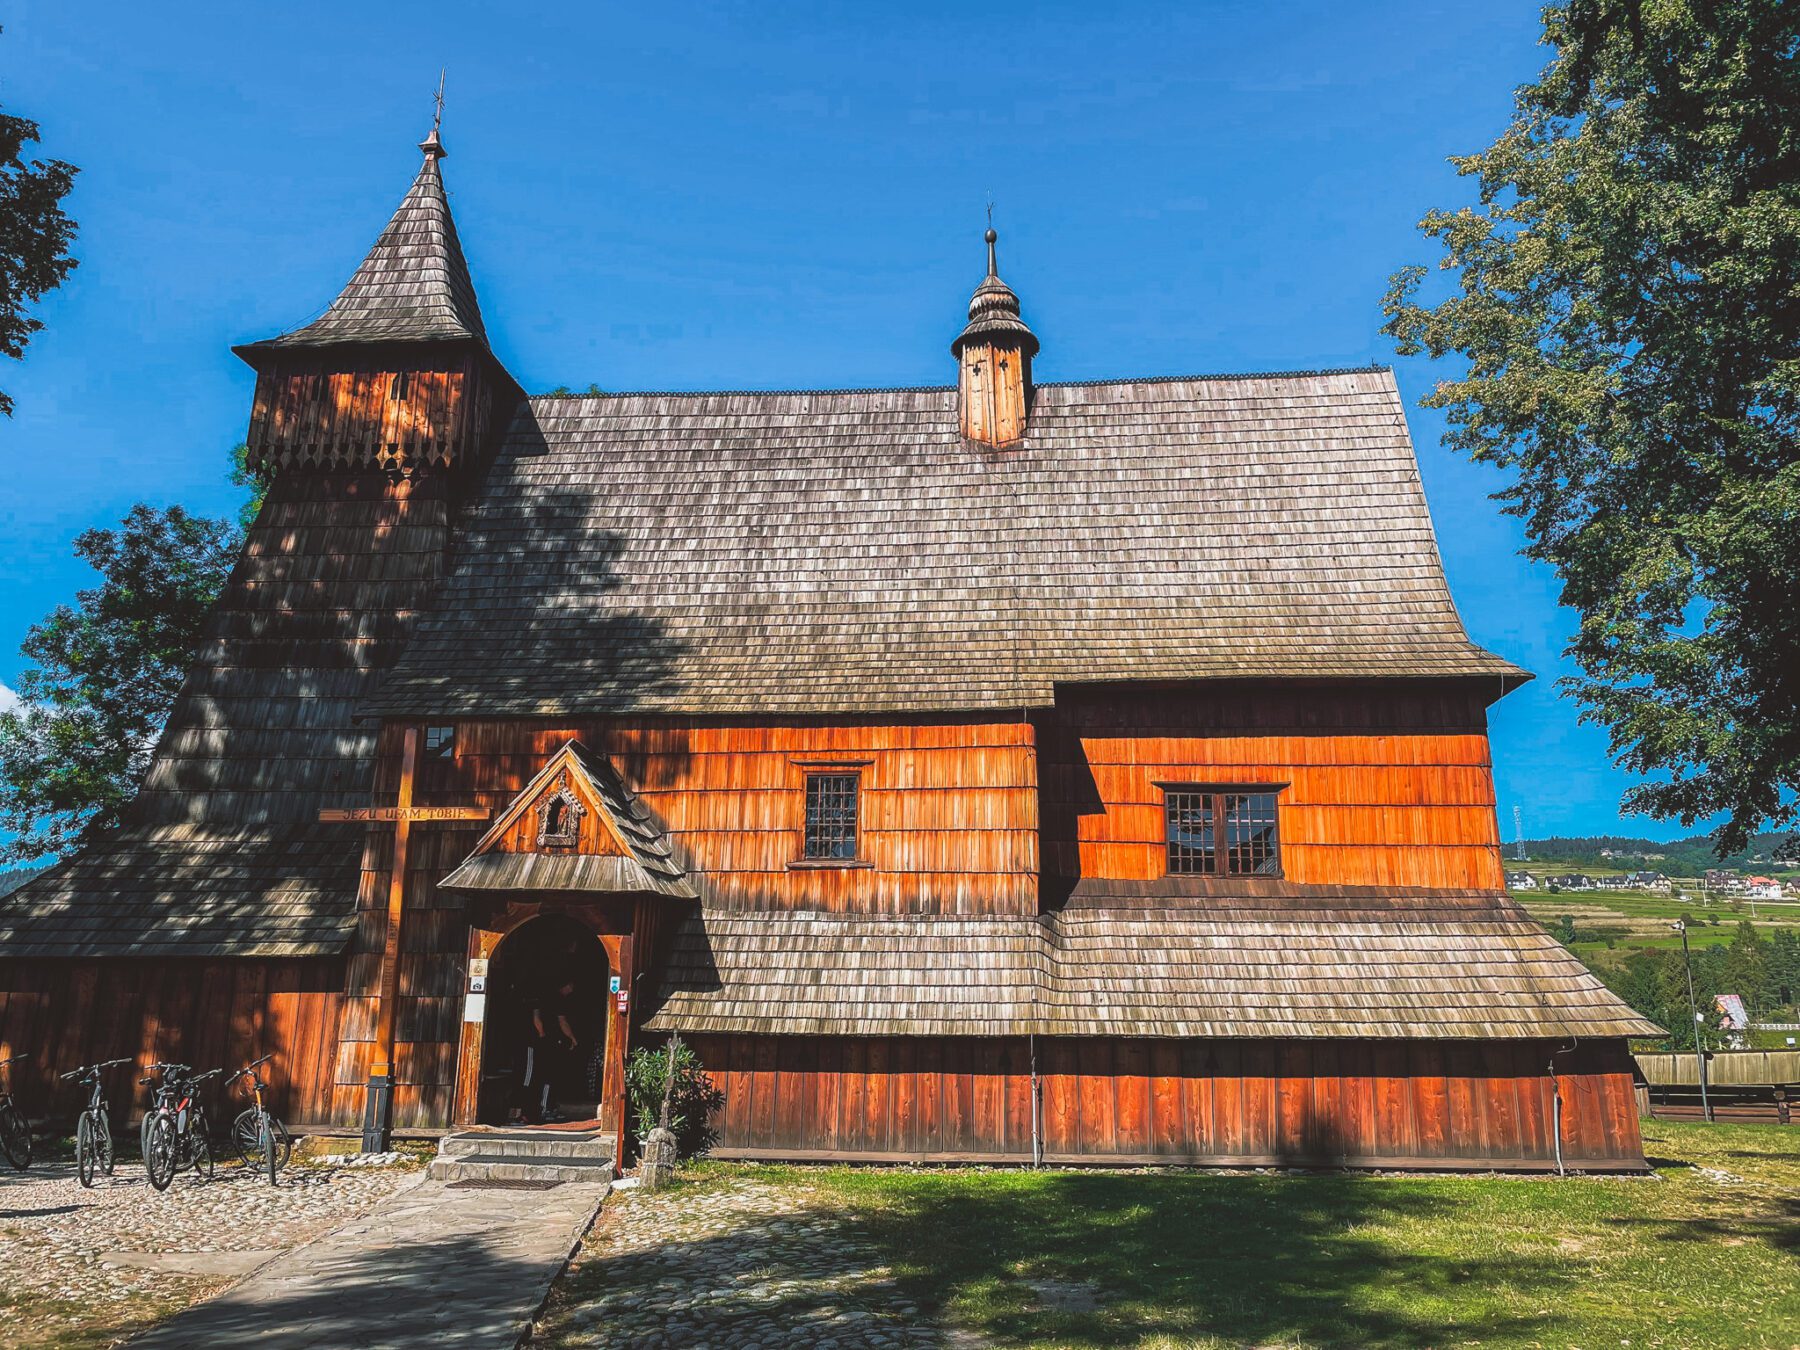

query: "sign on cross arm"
xmin=319 ymin=805 xmax=491 ymax=823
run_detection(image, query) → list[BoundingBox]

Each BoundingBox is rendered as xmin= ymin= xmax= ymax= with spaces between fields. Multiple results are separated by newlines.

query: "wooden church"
xmin=0 ymin=123 xmax=1658 ymax=1172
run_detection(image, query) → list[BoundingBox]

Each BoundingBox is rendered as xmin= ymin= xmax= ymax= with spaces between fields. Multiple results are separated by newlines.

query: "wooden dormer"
xmin=441 ymin=740 xmax=696 ymax=899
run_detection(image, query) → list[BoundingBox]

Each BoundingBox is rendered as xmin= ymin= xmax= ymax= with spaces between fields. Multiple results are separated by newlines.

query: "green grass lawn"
xmin=687 ymin=1121 xmax=1799 ymax=1348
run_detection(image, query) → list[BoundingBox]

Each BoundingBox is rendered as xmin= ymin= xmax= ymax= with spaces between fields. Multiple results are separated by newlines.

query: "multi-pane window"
xmin=424 ymin=724 xmax=457 ymax=760
xmin=1164 ymin=788 xmax=1282 ymax=877
xmin=803 ymin=772 xmax=860 ymax=861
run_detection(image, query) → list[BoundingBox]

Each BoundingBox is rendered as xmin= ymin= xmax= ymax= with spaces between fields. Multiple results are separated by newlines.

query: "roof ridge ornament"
xmin=419 ymin=68 xmax=447 ymax=160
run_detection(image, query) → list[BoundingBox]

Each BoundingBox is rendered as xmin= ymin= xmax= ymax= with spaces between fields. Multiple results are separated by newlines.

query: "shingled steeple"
xmin=233 ymin=124 xmax=518 ymax=480
xmin=254 ymin=130 xmax=489 ymax=350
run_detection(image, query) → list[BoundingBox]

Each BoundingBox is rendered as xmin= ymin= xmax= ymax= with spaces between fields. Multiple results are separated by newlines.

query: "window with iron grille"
xmin=1164 ymin=788 xmax=1282 ymax=876
xmin=803 ymin=772 xmax=860 ymax=861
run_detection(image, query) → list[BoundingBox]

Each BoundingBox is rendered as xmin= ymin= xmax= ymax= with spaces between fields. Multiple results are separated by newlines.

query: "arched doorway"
xmin=476 ymin=914 xmax=609 ymax=1125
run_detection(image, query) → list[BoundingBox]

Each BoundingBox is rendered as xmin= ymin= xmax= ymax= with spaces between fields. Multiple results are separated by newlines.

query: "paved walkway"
xmin=132 ymin=1174 xmax=610 ymax=1349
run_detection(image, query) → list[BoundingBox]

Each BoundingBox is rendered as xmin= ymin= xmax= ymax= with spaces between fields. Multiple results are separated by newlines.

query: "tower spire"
xmin=420 ymin=69 xmax=448 ymax=159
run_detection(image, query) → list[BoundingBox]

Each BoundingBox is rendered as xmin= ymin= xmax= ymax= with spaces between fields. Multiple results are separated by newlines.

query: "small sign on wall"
xmin=609 ymin=975 xmax=622 ymax=994
xmin=464 ymin=992 xmax=486 ymax=1024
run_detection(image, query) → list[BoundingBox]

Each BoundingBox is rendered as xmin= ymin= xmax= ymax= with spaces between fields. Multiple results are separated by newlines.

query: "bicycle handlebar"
xmin=62 ymin=1057 xmax=132 ymax=1080
xmin=0 ymin=1053 xmax=30 ymax=1068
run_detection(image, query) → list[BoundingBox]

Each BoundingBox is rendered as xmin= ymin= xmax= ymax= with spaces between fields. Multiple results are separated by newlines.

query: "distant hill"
xmin=1508 ymin=832 xmax=1798 ymax=877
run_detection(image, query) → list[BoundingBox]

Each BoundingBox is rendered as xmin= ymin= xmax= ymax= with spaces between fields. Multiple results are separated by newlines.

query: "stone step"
xmin=427 ymin=1153 xmax=618 ymax=1184
xmin=437 ymin=1129 xmax=612 ymax=1161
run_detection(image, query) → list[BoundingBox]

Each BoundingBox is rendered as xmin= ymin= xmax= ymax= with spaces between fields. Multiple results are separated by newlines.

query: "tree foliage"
xmin=1384 ymin=0 xmax=1800 ymax=854
xmin=1603 ymin=922 xmax=1800 ymax=1048
xmin=0 ymin=506 xmax=239 ymax=861
xmin=0 ymin=30 xmax=78 ymax=416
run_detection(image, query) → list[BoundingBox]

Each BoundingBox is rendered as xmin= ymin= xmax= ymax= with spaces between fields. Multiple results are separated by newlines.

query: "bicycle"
xmin=60 ymin=1057 xmax=131 ymax=1188
xmin=0 ymin=1053 xmax=32 ymax=1170
xmin=138 ymin=1063 xmax=218 ymax=1191
xmin=227 ymin=1054 xmax=291 ymax=1184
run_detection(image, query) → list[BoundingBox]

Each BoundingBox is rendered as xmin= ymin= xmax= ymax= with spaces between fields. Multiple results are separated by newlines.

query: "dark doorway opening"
xmin=478 ymin=914 xmax=609 ymax=1126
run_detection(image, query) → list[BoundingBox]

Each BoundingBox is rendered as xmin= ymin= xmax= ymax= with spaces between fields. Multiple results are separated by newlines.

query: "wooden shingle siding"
xmin=644 ymin=899 xmax=1661 ymax=1041
xmin=413 ymin=718 xmax=1040 ymax=916
xmin=689 ymin=1034 xmax=1646 ymax=1169
xmin=1040 ymin=684 xmax=1507 ymax=891
xmin=0 ymin=472 xmax=465 ymax=957
xmin=370 ymin=371 xmax=1526 ymax=720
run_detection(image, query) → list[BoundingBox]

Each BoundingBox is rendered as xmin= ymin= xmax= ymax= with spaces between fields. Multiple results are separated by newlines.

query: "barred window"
xmin=803 ymin=773 xmax=860 ymax=860
xmin=1164 ymin=791 xmax=1216 ymax=875
xmin=1164 ymin=788 xmax=1282 ymax=877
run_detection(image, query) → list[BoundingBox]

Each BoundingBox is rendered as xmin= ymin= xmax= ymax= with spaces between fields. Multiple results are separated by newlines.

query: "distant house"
xmin=1545 ymin=873 xmax=1595 ymax=892
xmin=1624 ymin=871 xmax=1672 ymax=892
xmin=1505 ymin=871 xmax=1539 ymax=891
xmin=1706 ymin=869 xmax=1745 ymax=894
xmin=1744 ymin=876 xmax=1783 ymax=900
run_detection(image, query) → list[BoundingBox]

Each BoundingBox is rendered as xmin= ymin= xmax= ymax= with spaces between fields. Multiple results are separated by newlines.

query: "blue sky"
xmin=0 ymin=0 xmax=1697 ymax=841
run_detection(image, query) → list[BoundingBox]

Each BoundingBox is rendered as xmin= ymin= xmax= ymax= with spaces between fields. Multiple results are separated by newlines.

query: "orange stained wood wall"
xmin=687 ymin=1034 xmax=1646 ymax=1169
xmin=1038 ymin=683 xmax=1508 ymax=890
xmin=244 ymin=350 xmax=497 ymax=477
xmin=0 ymin=958 xmax=345 ymax=1130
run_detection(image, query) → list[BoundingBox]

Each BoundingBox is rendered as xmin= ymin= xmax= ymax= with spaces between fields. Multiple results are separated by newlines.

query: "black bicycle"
xmin=0 ymin=1053 xmax=31 ymax=1170
xmin=61 ymin=1058 xmax=131 ymax=1188
xmin=139 ymin=1063 xmax=218 ymax=1191
xmin=227 ymin=1054 xmax=290 ymax=1184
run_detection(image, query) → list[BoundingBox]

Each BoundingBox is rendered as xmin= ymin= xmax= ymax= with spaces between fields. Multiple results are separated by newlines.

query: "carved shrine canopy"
xmin=439 ymin=740 xmax=696 ymax=899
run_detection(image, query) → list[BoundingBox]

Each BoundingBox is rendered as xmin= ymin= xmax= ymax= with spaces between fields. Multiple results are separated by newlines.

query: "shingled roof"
xmin=370 ymin=369 xmax=1525 ymax=718
xmin=236 ymin=132 xmax=489 ymax=354
xmin=642 ymin=894 xmax=1662 ymax=1040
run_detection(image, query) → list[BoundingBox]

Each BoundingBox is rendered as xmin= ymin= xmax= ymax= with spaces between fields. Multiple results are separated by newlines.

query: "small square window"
xmin=424 ymin=724 xmax=456 ymax=761
xmin=1164 ymin=787 xmax=1281 ymax=877
xmin=803 ymin=773 xmax=860 ymax=861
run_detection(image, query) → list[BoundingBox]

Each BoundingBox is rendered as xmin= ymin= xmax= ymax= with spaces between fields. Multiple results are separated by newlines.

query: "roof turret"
xmin=951 ymin=228 xmax=1038 ymax=358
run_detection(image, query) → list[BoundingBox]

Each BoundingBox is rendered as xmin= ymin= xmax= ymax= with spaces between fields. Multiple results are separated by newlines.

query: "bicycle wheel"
xmin=144 ymin=1114 xmax=177 ymax=1192
xmin=0 ymin=1100 xmax=31 ymax=1171
xmin=77 ymin=1112 xmax=96 ymax=1187
xmin=190 ymin=1109 xmax=214 ymax=1181
xmin=231 ymin=1107 xmax=261 ymax=1166
xmin=262 ymin=1116 xmax=278 ymax=1185
xmin=98 ymin=1115 xmax=116 ymax=1176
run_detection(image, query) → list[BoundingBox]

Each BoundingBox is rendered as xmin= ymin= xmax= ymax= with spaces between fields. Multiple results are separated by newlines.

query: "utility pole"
xmin=1670 ymin=920 xmax=1712 ymax=1123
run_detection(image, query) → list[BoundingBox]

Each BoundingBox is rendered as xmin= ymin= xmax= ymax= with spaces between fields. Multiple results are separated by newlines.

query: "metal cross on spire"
xmin=985 ymin=195 xmax=998 ymax=277
xmin=420 ymin=70 xmax=449 ymax=159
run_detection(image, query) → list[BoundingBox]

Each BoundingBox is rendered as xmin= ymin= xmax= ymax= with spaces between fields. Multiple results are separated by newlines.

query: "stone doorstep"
xmin=428 ymin=1154 xmax=619 ymax=1185
xmin=437 ymin=1128 xmax=613 ymax=1161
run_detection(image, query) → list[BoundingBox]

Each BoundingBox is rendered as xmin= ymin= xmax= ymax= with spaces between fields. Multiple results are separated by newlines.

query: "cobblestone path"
xmin=536 ymin=1176 xmax=952 ymax=1349
xmin=0 ymin=1150 xmax=415 ymax=1346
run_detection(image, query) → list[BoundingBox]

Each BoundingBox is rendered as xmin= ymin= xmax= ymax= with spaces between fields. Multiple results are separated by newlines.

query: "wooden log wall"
xmin=0 ymin=958 xmax=344 ymax=1130
xmin=687 ymin=1034 xmax=1647 ymax=1169
xmin=1039 ymin=684 xmax=1508 ymax=890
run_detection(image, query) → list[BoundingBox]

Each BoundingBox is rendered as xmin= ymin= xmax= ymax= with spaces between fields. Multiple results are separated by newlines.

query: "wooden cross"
xmin=319 ymin=724 xmax=489 ymax=1149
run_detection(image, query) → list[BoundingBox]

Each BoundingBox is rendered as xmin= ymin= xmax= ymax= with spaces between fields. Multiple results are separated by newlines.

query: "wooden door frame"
xmin=451 ymin=897 xmax=637 ymax=1172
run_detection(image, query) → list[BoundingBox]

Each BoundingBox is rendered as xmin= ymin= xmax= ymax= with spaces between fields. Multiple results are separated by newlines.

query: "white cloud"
xmin=0 ymin=682 xmax=19 ymax=716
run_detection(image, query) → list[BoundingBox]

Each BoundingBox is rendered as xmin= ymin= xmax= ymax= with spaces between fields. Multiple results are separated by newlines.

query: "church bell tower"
xmin=232 ymin=123 xmax=520 ymax=483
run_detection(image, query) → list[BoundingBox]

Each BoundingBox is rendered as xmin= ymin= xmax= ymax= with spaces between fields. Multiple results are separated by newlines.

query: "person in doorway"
xmin=515 ymin=989 xmax=576 ymax=1124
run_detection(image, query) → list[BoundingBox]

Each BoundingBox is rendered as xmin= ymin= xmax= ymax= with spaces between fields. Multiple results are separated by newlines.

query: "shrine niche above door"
xmin=438 ymin=739 xmax=697 ymax=899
